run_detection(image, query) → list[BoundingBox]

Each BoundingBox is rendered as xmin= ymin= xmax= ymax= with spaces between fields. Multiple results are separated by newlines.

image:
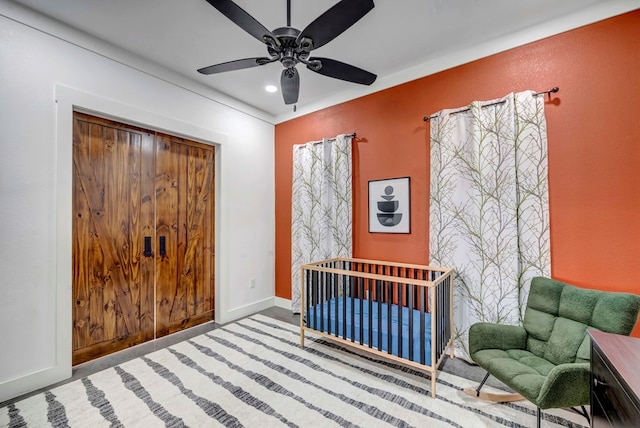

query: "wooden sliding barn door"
xmin=72 ymin=113 xmax=155 ymax=365
xmin=72 ymin=113 xmax=214 ymax=365
xmin=155 ymin=134 xmax=215 ymax=337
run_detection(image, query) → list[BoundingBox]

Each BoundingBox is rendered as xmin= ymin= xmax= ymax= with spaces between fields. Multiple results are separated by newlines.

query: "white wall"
xmin=0 ymin=3 xmax=275 ymax=402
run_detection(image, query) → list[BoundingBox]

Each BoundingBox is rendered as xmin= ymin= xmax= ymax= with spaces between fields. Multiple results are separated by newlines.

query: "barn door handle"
xmin=159 ymin=236 xmax=166 ymax=256
xmin=143 ymin=236 xmax=152 ymax=257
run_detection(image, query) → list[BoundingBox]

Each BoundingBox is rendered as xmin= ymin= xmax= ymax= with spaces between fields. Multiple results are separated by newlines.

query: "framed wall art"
xmin=368 ymin=177 xmax=410 ymax=233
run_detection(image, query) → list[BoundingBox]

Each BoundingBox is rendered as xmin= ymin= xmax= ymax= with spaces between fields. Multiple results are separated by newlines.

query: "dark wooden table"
xmin=589 ymin=330 xmax=640 ymax=427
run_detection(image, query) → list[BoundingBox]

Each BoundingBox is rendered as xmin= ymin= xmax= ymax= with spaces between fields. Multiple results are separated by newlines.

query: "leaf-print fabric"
xmin=291 ymin=135 xmax=353 ymax=313
xmin=429 ymin=91 xmax=550 ymax=359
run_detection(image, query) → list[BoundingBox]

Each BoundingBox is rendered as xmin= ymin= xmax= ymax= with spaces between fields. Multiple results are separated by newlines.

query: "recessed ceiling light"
xmin=265 ymin=85 xmax=278 ymax=93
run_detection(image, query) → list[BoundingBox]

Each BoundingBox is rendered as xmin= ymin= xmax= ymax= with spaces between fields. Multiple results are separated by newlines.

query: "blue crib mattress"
xmin=307 ymin=297 xmax=432 ymax=365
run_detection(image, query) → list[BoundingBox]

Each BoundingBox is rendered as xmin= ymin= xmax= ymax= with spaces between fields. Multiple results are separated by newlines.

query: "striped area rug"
xmin=1 ymin=314 xmax=587 ymax=427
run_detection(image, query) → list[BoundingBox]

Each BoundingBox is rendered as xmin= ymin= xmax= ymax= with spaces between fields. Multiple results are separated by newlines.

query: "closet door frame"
xmin=2 ymin=86 xmax=226 ymax=406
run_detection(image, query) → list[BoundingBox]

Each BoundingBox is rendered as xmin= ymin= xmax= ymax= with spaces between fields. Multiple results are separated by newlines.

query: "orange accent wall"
xmin=275 ymin=11 xmax=640 ymax=335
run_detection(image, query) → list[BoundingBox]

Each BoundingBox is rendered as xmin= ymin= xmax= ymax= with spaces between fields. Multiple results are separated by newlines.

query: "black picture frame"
xmin=368 ymin=177 xmax=411 ymax=233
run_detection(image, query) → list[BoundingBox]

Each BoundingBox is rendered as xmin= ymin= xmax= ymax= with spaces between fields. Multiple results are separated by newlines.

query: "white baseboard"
xmin=273 ymin=297 xmax=292 ymax=310
xmin=0 ymin=365 xmax=71 ymax=404
xmin=220 ymin=297 xmax=274 ymax=325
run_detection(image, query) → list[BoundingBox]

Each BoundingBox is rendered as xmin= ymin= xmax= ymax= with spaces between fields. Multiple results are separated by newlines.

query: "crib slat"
xmin=397 ymin=281 xmax=403 ymax=359
xmin=334 ymin=272 xmax=339 ymax=337
xmin=435 ymin=277 xmax=441 ymax=363
xmin=414 ymin=268 xmax=419 ymax=308
xmin=420 ymin=285 xmax=425 ymax=365
xmin=326 ymin=271 xmax=332 ymax=334
xmin=449 ymin=275 xmax=453 ymax=347
xmin=387 ymin=280 xmax=392 ymax=355
xmin=368 ymin=278 xmax=373 ymax=349
xmin=308 ymin=270 xmax=315 ymax=326
xmin=408 ymin=284 xmax=414 ymax=361
xmin=315 ymin=269 xmax=320 ymax=331
xmin=320 ymin=270 xmax=325 ymax=333
xmin=436 ymin=276 xmax=446 ymax=359
xmin=342 ymin=270 xmax=347 ymax=340
xmin=377 ymin=279 xmax=382 ymax=351
xmin=313 ymin=270 xmax=318 ymax=331
xmin=350 ymin=279 xmax=355 ymax=342
xmin=435 ymin=276 xmax=440 ymax=362
xmin=327 ymin=269 xmax=331 ymax=334
xmin=359 ymin=276 xmax=364 ymax=345
xmin=445 ymin=275 xmax=451 ymax=353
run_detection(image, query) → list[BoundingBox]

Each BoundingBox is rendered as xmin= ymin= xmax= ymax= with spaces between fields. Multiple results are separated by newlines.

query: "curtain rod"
xmin=308 ymin=132 xmax=356 ymax=144
xmin=422 ymin=87 xmax=559 ymax=122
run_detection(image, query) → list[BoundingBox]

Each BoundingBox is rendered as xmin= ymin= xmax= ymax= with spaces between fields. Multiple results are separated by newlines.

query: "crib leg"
xmin=300 ymin=328 xmax=305 ymax=348
xmin=431 ymin=373 xmax=436 ymax=398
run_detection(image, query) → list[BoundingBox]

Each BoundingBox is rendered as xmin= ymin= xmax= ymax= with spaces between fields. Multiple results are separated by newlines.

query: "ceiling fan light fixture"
xmin=298 ymin=37 xmax=314 ymax=51
xmin=307 ymin=59 xmax=322 ymax=72
xmin=265 ymin=85 xmax=278 ymax=93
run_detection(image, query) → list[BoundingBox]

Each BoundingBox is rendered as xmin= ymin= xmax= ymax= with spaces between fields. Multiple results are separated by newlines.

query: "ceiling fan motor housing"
xmin=272 ymin=27 xmax=307 ymax=68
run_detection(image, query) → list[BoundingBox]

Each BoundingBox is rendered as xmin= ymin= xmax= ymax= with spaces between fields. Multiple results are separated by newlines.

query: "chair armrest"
xmin=469 ymin=323 xmax=527 ymax=355
xmin=536 ymin=362 xmax=591 ymax=409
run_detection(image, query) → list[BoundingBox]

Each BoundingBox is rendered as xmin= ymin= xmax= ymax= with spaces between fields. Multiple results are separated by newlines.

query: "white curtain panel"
xmin=429 ymin=91 xmax=550 ymax=359
xmin=291 ymin=134 xmax=353 ymax=313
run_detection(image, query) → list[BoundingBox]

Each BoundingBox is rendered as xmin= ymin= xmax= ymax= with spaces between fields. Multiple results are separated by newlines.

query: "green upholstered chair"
xmin=469 ymin=277 xmax=640 ymax=428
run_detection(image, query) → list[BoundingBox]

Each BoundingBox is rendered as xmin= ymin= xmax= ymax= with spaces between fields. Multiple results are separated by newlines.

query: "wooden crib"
xmin=299 ymin=257 xmax=454 ymax=397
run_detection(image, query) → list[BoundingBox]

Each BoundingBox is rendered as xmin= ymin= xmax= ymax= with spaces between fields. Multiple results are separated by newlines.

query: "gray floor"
xmin=1 ymin=306 xmax=509 ymax=407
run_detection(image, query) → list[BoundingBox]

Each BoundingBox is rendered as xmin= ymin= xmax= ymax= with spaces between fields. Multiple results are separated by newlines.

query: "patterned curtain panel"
xmin=291 ymin=134 xmax=353 ymax=313
xmin=429 ymin=91 xmax=550 ymax=359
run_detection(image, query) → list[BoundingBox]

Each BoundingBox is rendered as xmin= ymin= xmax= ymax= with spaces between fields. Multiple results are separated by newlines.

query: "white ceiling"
xmin=9 ymin=0 xmax=638 ymax=120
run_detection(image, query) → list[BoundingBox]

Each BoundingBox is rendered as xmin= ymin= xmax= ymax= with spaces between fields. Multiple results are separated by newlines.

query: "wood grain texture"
xmin=73 ymin=113 xmax=215 ymax=362
xmin=462 ymin=388 xmax=524 ymax=403
xmin=155 ymin=134 xmax=215 ymax=338
xmin=72 ymin=113 xmax=155 ymax=365
xmin=590 ymin=330 xmax=640 ymax=404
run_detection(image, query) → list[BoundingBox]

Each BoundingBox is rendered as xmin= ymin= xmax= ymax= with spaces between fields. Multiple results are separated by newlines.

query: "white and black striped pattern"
xmin=0 ymin=315 xmax=587 ymax=427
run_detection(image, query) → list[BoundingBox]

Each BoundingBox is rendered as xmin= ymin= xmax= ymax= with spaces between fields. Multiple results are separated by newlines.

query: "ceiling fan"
xmin=197 ymin=0 xmax=377 ymax=105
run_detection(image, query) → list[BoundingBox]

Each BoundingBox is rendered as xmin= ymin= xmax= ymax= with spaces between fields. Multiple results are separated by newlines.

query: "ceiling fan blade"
xmin=297 ymin=0 xmax=374 ymax=50
xmin=307 ymin=57 xmax=376 ymax=85
xmin=204 ymin=0 xmax=276 ymax=44
xmin=197 ymin=57 xmax=273 ymax=74
xmin=281 ymin=68 xmax=300 ymax=105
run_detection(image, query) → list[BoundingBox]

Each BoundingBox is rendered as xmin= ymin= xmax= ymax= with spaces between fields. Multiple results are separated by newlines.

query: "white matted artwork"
xmin=368 ymin=177 xmax=410 ymax=233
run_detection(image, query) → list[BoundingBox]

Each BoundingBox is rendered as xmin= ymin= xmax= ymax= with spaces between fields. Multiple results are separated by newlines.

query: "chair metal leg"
xmin=570 ymin=405 xmax=590 ymax=424
xmin=582 ymin=406 xmax=590 ymax=425
xmin=537 ymin=407 xmax=542 ymax=428
xmin=476 ymin=372 xmax=490 ymax=397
